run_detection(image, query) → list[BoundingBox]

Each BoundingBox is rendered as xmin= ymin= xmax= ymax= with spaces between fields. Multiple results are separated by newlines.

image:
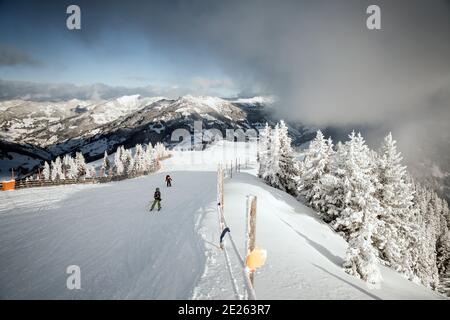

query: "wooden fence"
xmin=2 ymin=155 xmax=171 ymax=191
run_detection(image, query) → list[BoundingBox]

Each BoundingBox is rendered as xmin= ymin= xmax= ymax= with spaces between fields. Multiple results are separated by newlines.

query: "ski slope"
xmin=0 ymin=172 xmax=216 ymax=299
xmin=0 ymin=141 xmax=445 ymax=299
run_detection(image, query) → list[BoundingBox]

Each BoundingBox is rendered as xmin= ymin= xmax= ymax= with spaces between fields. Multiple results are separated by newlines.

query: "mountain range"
xmin=0 ymin=95 xmax=314 ymax=179
xmin=1 ymin=94 xmax=448 ymax=203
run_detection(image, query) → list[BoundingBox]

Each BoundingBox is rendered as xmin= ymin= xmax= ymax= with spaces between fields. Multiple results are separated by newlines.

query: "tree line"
xmin=37 ymin=142 xmax=168 ymax=181
xmin=258 ymin=121 xmax=450 ymax=289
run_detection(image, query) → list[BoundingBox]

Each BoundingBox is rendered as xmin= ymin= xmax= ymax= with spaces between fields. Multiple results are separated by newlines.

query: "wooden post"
xmin=217 ymin=165 xmax=226 ymax=248
xmin=246 ymin=195 xmax=257 ymax=286
xmin=220 ymin=167 xmax=224 ymax=213
xmin=230 ymin=161 xmax=233 ymax=179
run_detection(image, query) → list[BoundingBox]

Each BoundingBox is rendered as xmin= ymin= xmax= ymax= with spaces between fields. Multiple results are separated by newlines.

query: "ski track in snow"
xmin=0 ymin=141 xmax=445 ymax=299
xmin=0 ymin=172 xmax=216 ymax=299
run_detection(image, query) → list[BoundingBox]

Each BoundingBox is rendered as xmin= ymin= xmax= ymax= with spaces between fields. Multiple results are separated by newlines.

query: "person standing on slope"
xmin=165 ymin=175 xmax=172 ymax=187
xmin=150 ymin=187 xmax=162 ymax=211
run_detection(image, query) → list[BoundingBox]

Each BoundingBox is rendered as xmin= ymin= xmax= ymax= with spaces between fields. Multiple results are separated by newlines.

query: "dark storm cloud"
xmin=0 ymin=45 xmax=41 ymax=66
xmin=34 ymin=0 xmax=446 ymax=127
xmin=0 ymin=79 xmax=213 ymax=101
xmin=2 ymin=0 xmax=450 ymax=158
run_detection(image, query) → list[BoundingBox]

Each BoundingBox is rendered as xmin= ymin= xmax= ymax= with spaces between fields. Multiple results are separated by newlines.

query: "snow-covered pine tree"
xmin=61 ymin=155 xmax=68 ymax=179
xmin=373 ymin=133 xmax=416 ymax=278
xmin=56 ymin=156 xmax=64 ymax=180
xmin=407 ymin=204 xmax=427 ymax=284
xmin=62 ymin=154 xmax=76 ymax=179
xmin=327 ymin=132 xmax=383 ymax=283
xmin=133 ymin=144 xmax=146 ymax=173
xmin=50 ymin=157 xmax=63 ymax=181
xmin=313 ymin=141 xmax=346 ymax=223
xmin=306 ymin=136 xmax=336 ymax=216
xmin=424 ymin=192 xmax=441 ymax=288
xmin=68 ymin=156 xmax=78 ymax=179
xmin=120 ymin=146 xmax=131 ymax=174
xmin=298 ymin=130 xmax=333 ymax=206
xmin=275 ymin=120 xmax=299 ymax=196
xmin=114 ymin=146 xmax=125 ymax=175
xmin=344 ymin=203 xmax=383 ymax=285
xmin=50 ymin=161 xmax=56 ymax=181
xmin=122 ymin=149 xmax=134 ymax=175
xmin=258 ymin=123 xmax=272 ymax=179
xmin=434 ymin=194 xmax=450 ymax=275
xmin=144 ymin=143 xmax=155 ymax=171
xmin=62 ymin=155 xmax=69 ymax=179
xmin=331 ymin=132 xmax=381 ymax=234
xmin=154 ymin=143 xmax=161 ymax=159
xmin=443 ymin=200 xmax=450 ymax=228
xmin=154 ymin=142 xmax=167 ymax=159
xmin=75 ymin=152 xmax=87 ymax=178
xmin=436 ymin=212 xmax=450 ymax=275
xmin=43 ymin=161 xmax=51 ymax=180
xmin=101 ymin=151 xmax=111 ymax=177
xmin=120 ymin=146 xmax=127 ymax=171
xmin=264 ymin=123 xmax=281 ymax=188
xmin=410 ymin=183 xmax=440 ymax=287
xmin=84 ymin=164 xmax=96 ymax=178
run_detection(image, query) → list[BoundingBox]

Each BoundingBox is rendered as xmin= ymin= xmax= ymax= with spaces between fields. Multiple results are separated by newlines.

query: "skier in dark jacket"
xmin=150 ymin=187 xmax=162 ymax=211
xmin=165 ymin=175 xmax=172 ymax=187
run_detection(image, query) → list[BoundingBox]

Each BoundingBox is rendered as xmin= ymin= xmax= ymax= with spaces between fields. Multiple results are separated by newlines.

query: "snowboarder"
xmin=150 ymin=187 xmax=162 ymax=211
xmin=165 ymin=175 xmax=172 ymax=187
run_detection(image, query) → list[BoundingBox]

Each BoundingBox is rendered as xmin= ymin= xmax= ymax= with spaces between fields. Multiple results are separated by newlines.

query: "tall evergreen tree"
xmin=144 ymin=143 xmax=155 ymax=171
xmin=434 ymin=194 xmax=450 ymax=275
xmin=275 ymin=120 xmax=299 ymax=196
xmin=114 ymin=146 xmax=124 ymax=175
xmin=264 ymin=123 xmax=281 ymax=188
xmin=101 ymin=151 xmax=111 ymax=176
xmin=298 ymin=130 xmax=334 ymax=205
xmin=133 ymin=144 xmax=146 ymax=173
xmin=313 ymin=141 xmax=346 ymax=223
xmin=42 ymin=161 xmax=51 ymax=180
xmin=121 ymin=149 xmax=134 ymax=175
xmin=51 ymin=157 xmax=63 ymax=181
xmin=327 ymin=132 xmax=383 ymax=283
xmin=62 ymin=154 xmax=77 ymax=179
xmin=75 ymin=152 xmax=87 ymax=178
xmin=258 ymin=123 xmax=272 ymax=179
xmin=374 ymin=133 xmax=415 ymax=278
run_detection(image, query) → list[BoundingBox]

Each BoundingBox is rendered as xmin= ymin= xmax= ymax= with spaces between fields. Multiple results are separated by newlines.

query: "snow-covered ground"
xmin=194 ymin=172 xmax=443 ymax=300
xmin=0 ymin=172 xmax=215 ymax=299
xmin=0 ymin=141 xmax=445 ymax=299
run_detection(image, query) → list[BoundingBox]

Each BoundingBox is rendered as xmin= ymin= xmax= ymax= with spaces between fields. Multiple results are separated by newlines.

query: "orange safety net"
xmin=2 ymin=180 xmax=15 ymax=191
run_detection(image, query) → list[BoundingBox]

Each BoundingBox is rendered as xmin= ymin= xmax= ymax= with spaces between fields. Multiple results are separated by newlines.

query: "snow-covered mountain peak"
xmin=115 ymin=94 xmax=141 ymax=105
xmin=231 ymin=95 xmax=276 ymax=105
xmin=90 ymin=95 xmax=167 ymax=125
xmin=170 ymin=95 xmax=245 ymax=120
xmin=177 ymin=95 xmax=228 ymax=108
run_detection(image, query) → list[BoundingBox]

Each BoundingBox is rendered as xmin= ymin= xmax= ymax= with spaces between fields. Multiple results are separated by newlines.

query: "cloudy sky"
xmin=0 ymin=0 xmax=244 ymax=98
xmin=1 ymin=0 xmax=449 ymax=146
